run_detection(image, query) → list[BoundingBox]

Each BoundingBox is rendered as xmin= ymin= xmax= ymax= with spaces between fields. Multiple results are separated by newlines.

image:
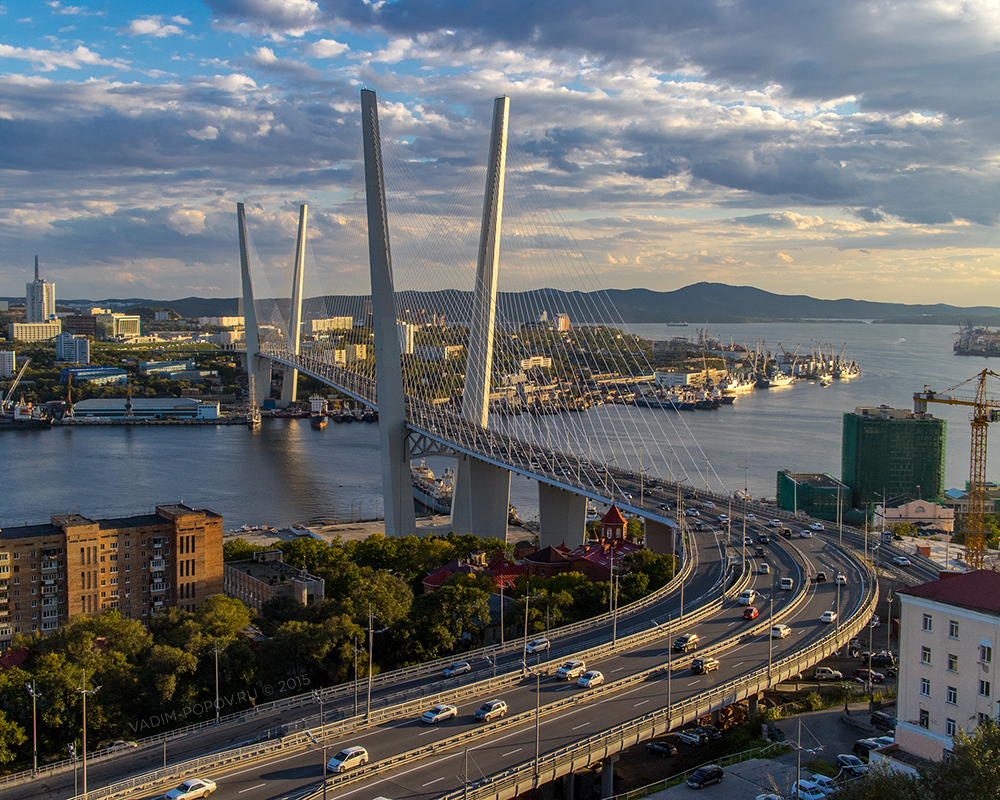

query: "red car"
xmin=742 ymin=606 xmax=759 ymax=620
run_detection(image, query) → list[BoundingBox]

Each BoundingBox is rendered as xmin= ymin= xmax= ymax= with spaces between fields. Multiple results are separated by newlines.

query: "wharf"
xmin=60 ymin=417 xmax=250 ymax=427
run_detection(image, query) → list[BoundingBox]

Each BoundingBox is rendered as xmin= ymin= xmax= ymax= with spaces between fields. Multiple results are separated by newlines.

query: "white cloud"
xmin=124 ymin=16 xmax=189 ymax=38
xmin=305 ymin=38 xmax=349 ymax=59
xmin=187 ymin=126 xmax=220 ymax=140
xmin=206 ymin=0 xmax=321 ymax=39
xmin=46 ymin=1 xmax=101 ymax=16
xmin=0 ymin=43 xmax=130 ymax=72
xmin=167 ymin=208 xmax=207 ymax=235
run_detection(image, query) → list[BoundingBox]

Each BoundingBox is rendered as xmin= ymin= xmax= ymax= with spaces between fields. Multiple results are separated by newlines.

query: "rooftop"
xmin=898 ymin=569 xmax=1000 ymax=616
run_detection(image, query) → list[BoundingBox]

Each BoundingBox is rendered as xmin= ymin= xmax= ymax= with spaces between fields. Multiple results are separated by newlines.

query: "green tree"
xmin=0 ymin=711 xmax=27 ymax=765
xmin=930 ymin=720 xmax=1000 ymax=798
xmin=196 ymin=595 xmax=251 ymax=643
xmin=223 ymin=538 xmax=257 ymax=562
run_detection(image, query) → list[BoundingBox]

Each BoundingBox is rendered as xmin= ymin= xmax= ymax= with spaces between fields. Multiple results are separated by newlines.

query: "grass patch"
xmin=805 ymin=758 xmax=838 ymax=778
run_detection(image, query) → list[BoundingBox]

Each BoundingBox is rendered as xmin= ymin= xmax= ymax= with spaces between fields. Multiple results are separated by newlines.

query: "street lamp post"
xmin=307 ymin=732 xmax=329 ymax=800
xmin=68 ymin=743 xmax=78 ymax=796
xmin=533 ymin=668 xmax=541 ymax=777
xmin=25 ymin=680 xmax=40 ymax=775
xmin=768 ymin=593 xmax=774 ymax=679
xmin=77 ymin=669 xmax=101 ymax=798
xmin=213 ymin=638 xmax=225 ymax=724
xmin=313 ymin=689 xmax=324 ymax=730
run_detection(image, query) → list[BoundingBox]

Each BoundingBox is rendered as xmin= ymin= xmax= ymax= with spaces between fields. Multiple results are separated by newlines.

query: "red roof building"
xmin=566 ymin=537 xmax=643 ymax=582
xmin=601 ymin=504 xmax=628 ymax=539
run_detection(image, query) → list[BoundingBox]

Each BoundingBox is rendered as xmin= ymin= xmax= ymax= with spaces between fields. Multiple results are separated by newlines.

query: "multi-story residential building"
xmin=96 ymin=314 xmax=141 ymax=339
xmin=895 ymin=570 xmax=1000 ymax=761
xmin=0 ymin=350 xmax=15 ymax=379
xmin=8 ymin=320 xmax=62 ymax=343
xmin=0 ymin=504 xmax=223 ymax=648
xmin=842 ymin=405 xmax=946 ymax=508
xmin=25 ymin=257 xmax=55 ymax=323
xmin=197 ymin=316 xmax=244 ymax=328
xmin=55 ymin=332 xmax=91 ymax=364
xmin=397 ymin=321 xmax=415 ymax=355
xmin=307 ymin=317 xmax=352 ymax=334
xmin=223 ymin=550 xmax=324 ymax=613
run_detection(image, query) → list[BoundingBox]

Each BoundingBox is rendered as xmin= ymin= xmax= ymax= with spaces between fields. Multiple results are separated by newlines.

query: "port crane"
xmin=1 ymin=357 xmax=31 ymax=412
xmin=914 ymin=369 xmax=1000 ymax=569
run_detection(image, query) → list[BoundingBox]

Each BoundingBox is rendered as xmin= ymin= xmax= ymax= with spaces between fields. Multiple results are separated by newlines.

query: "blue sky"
xmin=1 ymin=0 xmax=999 ymax=304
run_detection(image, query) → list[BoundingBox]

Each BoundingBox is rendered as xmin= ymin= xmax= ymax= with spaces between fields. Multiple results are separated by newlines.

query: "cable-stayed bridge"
xmin=237 ymin=89 xmax=724 ymax=548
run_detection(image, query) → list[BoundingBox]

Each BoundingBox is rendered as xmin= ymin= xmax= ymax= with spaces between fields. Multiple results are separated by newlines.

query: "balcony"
xmin=41 ymin=586 xmax=58 ymax=596
xmin=41 ymin=560 xmax=58 ymax=571
xmin=150 ymin=583 xmax=167 ymax=593
xmin=150 ymin=559 xmax=166 ymax=571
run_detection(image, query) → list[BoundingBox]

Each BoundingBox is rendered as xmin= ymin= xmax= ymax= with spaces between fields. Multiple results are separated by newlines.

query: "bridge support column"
xmin=538 ymin=483 xmax=586 ymax=549
xmin=280 ymin=204 xmax=307 ymax=406
xmin=600 ymin=756 xmax=618 ymax=800
xmin=361 ymin=89 xmax=417 ymax=538
xmin=237 ymin=202 xmax=271 ymax=407
xmin=644 ymin=517 xmax=678 ymax=556
xmin=562 ymin=773 xmax=575 ymax=800
xmin=747 ymin=691 xmax=763 ymax=720
xmin=711 ymin=708 xmax=722 ymax=727
xmin=451 ymin=454 xmax=511 ymax=538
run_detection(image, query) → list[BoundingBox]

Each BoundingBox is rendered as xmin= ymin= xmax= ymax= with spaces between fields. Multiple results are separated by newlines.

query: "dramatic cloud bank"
xmin=0 ymin=0 xmax=998 ymax=302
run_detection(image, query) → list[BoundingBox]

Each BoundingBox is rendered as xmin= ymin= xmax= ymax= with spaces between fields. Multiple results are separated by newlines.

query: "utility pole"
xmin=213 ymin=638 xmax=225 ymax=724
xmin=77 ymin=670 xmax=101 ymax=798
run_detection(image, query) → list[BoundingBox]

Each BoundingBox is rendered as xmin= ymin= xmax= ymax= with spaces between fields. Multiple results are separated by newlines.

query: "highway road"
xmin=128 ymin=518 xmax=873 ymax=800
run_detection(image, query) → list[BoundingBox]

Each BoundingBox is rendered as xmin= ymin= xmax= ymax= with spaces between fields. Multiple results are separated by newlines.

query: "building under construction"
xmin=841 ymin=405 xmax=946 ymax=510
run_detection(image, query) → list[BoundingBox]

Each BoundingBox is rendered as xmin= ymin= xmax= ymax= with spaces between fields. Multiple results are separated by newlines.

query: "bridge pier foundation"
xmin=562 ymin=772 xmax=575 ymax=800
xmin=538 ymin=483 xmax=586 ymax=550
xmin=450 ymin=454 xmax=512 ymax=538
xmin=747 ymin=691 xmax=763 ymax=720
xmin=600 ymin=755 xmax=618 ymax=800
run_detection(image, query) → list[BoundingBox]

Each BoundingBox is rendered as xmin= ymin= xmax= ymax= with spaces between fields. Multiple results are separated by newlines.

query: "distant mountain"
xmin=50 ymin=283 xmax=1000 ymax=325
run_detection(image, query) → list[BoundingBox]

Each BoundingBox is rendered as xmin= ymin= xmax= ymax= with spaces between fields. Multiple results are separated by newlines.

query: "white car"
xmin=105 ymin=740 xmax=138 ymax=751
xmin=745 ymin=514 xmax=756 ymax=523
xmin=809 ymin=522 xmax=825 ymax=531
xmin=718 ymin=514 xmax=729 ymax=523
xmin=771 ymin=624 xmax=791 ymax=639
xmin=821 ymin=611 xmax=837 ymax=624
xmin=893 ymin=556 xmax=912 ymax=567
xmin=578 ymin=670 xmax=604 ymax=688
xmin=421 ymin=704 xmax=458 ymax=724
xmin=702 ymin=501 xmax=715 ymax=508
xmin=790 ymin=779 xmax=827 ymax=800
xmin=165 ymin=778 xmax=217 ymax=799
xmin=759 ymin=562 xmax=770 ymax=574
xmin=525 ymin=637 xmax=550 ymax=653
xmin=770 ymin=519 xmax=782 ymax=527
xmin=743 ymin=536 xmax=754 ymax=546
xmin=800 ymin=529 xmax=813 ymax=538
xmin=326 ymin=746 xmax=369 ymax=773
xmin=836 ymin=574 xmax=847 ymax=585
xmin=443 ymin=662 xmax=471 ymax=678
xmin=555 ymin=659 xmax=586 ymax=680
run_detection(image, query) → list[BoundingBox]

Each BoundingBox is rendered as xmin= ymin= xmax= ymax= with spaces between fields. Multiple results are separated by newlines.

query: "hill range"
xmin=36 ymin=282 xmax=1000 ymax=326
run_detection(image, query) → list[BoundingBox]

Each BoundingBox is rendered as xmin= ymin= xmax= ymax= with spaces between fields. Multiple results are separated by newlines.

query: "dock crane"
xmin=1 ymin=357 xmax=31 ymax=412
xmin=914 ymin=369 xmax=1000 ymax=569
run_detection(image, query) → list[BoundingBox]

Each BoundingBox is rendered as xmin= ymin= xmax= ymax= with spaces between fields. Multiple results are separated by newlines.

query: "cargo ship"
xmin=412 ymin=461 xmax=455 ymax=514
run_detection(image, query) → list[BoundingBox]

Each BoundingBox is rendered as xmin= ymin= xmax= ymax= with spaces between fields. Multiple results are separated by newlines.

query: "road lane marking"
xmin=419 ymin=729 xmax=437 ymax=736
xmin=687 ymin=680 xmax=701 ymax=686
xmin=573 ymin=722 xmax=590 ymax=730
xmin=239 ymin=784 xmax=266 ymax=794
xmin=611 ymin=667 xmax=625 ymax=673
xmin=634 ymin=700 xmax=650 ymax=707
xmin=422 ymin=777 xmax=445 ymax=787
xmin=501 ymin=748 xmax=522 ymax=758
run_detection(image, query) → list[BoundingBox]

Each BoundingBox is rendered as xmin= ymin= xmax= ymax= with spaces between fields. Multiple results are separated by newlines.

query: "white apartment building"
xmin=9 ymin=320 xmax=62 ymax=342
xmin=896 ymin=570 xmax=1000 ymax=761
xmin=55 ymin=333 xmax=90 ymax=364
xmin=198 ymin=316 xmax=244 ymax=328
xmin=308 ymin=317 xmax=352 ymax=334
xmin=26 ymin=261 xmax=55 ymax=323
xmin=397 ymin=321 xmax=415 ymax=355
xmin=0 ymin=350 xmax=14 ymax=378
xmin=97 ymin=314 xmax=141 ymax=339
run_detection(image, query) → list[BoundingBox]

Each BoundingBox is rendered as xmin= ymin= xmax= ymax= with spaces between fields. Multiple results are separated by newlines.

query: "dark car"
xmin=686 ymin=764 xmax=724 ymax=789
xmin=853 ymin=669 xmax=886 ymax=684
xmin=645 ymin=740 xmax=678 ymax=757
xmin=691 ymin=657 xmax=720 ymax=674
xmin=871 ymin=653 xmax=898 ymax=669
xmin=755 ymin=546 xmax=766 ymax=558
xmin=695 ymin=724 xmax=722 ymax=741
xmin=870 ymin=711 xmax=897 ymax=732
xmin=836 ymin=754 xmax=868 ymax=777
xmin=815 ymin=571 xmax=827 ymax=582
xmin=853 ymin=738 xmax=888 ymax=761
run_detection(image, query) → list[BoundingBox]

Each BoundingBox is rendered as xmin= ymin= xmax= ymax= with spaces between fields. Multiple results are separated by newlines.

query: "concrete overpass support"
xmin=538 ymin=483 xmax=587 ymax=549
xmin=361 ymin=89 xmax=417 ymax=538
xmin=280 ymin=204 xmax=307 ymax=406
xmin=237 ymin=202 xmax=271 ymax=406
xmin=451 ymin=454 xmax=511 ymax=538
xmin=747 ymin=691 xmax=762 ymax=719
xmin=644 ymin=517 xmax=679 ymax=556
xmin=600 ymin=756 xmax=618 ymax=800
xmin=452 ymin=95 xmax=512 ymax=536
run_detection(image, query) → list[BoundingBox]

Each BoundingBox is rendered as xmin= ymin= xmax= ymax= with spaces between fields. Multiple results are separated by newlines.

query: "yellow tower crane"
xmin=914 ymin=369 xmax=1000 ymax=569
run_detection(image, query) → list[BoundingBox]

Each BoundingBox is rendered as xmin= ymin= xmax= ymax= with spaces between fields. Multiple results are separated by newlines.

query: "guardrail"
xmin=281 ymin=553 xmax=877 ymax=800
xmin=0 ymin=533 xmax=698 ymax=790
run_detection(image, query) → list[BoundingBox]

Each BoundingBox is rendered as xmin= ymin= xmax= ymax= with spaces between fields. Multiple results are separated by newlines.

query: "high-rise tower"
xmin=26 ymin=256 xmax=56 ymax=322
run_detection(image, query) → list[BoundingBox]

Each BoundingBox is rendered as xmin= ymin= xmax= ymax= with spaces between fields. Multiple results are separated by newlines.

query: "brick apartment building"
xmin=0 ymin=504 xmax=223 ymax=648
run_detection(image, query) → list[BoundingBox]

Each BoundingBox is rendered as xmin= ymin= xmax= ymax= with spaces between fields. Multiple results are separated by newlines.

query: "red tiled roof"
xmin=422 ymin=567 xmax=455 ymax=588
xmin=525 ymin=545 xmax=573 ymax=564
xmin=601 ymin=504 xmax=628 ymax=526
xmin=897 ymin=569 xmax=1000 ymax=615
xmin=490 ymin=564 xmax=525 ymax=588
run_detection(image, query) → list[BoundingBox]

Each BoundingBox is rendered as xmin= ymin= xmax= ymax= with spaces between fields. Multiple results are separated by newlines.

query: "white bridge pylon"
xmin=238 ymin=89 xmax=683 ymax=549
